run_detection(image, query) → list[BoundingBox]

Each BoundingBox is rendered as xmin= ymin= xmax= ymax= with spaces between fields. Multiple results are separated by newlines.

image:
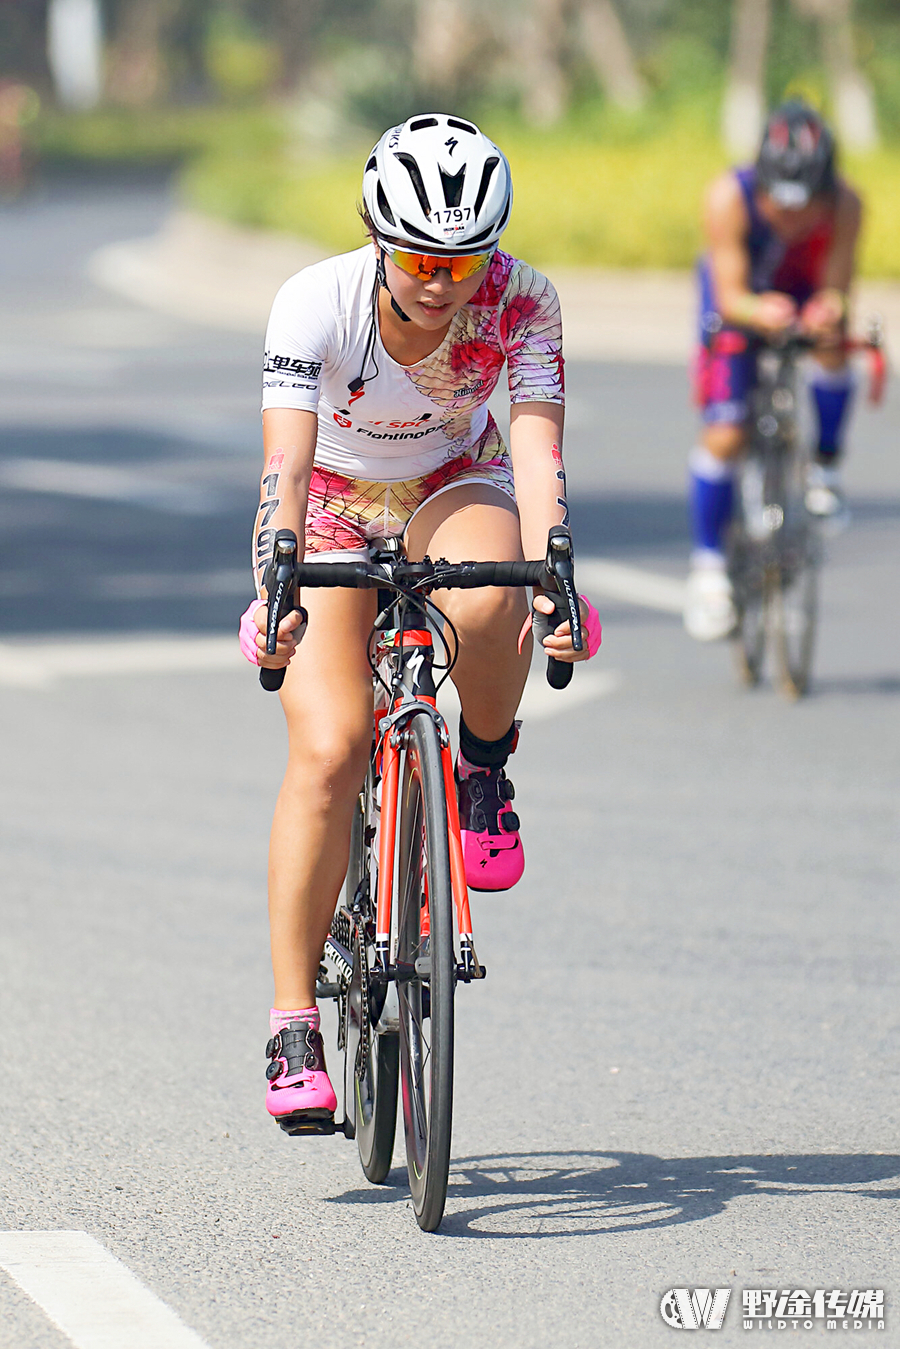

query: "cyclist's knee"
xmin=811 ymin=349 xmax=848 ymax=374
xmin=703 ymin=422 xmax=746 ymax=460
xmin=449 ymin=584 xmax=527 ymax=641
xmin=285 ymin=721 xmax=370 ymax=801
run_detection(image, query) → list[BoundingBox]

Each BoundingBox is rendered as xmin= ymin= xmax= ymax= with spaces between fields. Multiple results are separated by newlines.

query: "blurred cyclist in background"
xmin=685 ymin=100 xmax=862 ymax=641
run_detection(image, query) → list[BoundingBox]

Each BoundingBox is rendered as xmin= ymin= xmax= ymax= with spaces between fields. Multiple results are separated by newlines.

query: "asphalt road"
xmin=1 ymin=175 xmax=899 ymax=1349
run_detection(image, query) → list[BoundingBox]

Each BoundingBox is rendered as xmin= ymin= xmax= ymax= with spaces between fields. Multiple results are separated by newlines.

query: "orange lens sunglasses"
xmin=383 ymin=245 xmax=494 ymax=283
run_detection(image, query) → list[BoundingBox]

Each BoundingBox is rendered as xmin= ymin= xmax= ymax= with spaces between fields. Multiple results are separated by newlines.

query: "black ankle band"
xmin=458 ymin=717 xmax=517 ymax=770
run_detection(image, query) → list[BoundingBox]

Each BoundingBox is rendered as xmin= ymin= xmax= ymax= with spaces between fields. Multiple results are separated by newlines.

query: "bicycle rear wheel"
xmin=395 ymin=712 xmax=455 ymax=1232
xmin=343 ymin=791 xmax=399 ymax=1184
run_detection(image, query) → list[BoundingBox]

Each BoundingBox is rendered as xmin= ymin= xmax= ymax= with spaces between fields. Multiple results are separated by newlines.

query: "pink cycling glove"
xmin=517 ymin=593 xmax=602 ymax=658
xmin=239 ymin=599 xmax=265 ymax=667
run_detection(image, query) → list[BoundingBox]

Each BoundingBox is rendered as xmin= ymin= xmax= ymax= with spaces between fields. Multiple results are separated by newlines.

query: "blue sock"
xmin=689 ymin=445 xmax=735 ymax=562
xmin=810 ymin=368 xmax=854 ymax=462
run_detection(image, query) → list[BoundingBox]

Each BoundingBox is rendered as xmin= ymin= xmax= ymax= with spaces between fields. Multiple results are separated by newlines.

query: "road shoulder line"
xmin=0 ymin=1231 xmax=210 ymax=1349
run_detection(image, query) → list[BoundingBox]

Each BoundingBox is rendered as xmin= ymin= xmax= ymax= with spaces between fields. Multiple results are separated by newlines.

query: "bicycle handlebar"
xmin=289 ymin=558 xmax=549 ymax=589
xmin=760 ymin=322 xmax=887 ymax=405
xmin=259 ymin=525 xmax=582 ymax=692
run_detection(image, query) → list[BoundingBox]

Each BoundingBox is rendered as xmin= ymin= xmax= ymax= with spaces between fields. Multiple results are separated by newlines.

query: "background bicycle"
xmin=728 ymin=325 xmax=885 ymax=699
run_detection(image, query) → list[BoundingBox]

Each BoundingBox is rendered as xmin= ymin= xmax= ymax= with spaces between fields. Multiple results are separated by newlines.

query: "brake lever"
xmin=260 ymin=528 xmax=301 ymax=692
xmin=540 ymin=525 xmax=582 ymax=690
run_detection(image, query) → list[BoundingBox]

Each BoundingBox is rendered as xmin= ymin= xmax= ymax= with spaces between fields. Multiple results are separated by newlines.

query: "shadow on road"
xmin=812 ymin=675 xmax=900 ymax=697
xmin=0 ymin=425 xmax=254 ymax=635
xmin=328 ymin=1149 xmax=900 ymax=1239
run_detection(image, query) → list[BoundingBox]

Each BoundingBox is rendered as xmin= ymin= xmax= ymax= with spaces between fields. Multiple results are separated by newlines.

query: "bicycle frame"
xmin=364 ymin=551 xmax=480 ymax=987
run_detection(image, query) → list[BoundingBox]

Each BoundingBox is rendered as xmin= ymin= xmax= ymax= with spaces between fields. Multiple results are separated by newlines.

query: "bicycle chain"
xmin=354 ymin=922 xmax=371 ymax=1083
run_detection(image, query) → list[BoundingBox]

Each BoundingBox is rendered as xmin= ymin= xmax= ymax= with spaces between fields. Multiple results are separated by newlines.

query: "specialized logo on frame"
xmin=660 ymin=1287 xmax=885 ymax=1331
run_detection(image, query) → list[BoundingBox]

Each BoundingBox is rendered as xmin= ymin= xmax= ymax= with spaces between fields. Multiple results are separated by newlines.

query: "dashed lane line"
xmin=0 ymin=1231 xmax=210 ymax=1349
xmin=576 ymin=558 xmax=687 ymax=614
xmin=0 ymin=457 xmax=227 ymax=516
xmin=0 ymin=636 xmax=242 ymax=688
xmin=0 ymin=634 xmax=621 ymax=714
xmin=0 ymin=560 xmax=683 ymax=690
xmin=438 ymin=667 xmax=622 ymax=725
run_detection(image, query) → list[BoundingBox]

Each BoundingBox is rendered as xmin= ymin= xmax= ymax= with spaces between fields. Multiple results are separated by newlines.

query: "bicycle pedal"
xmin=315 ymin=979 xmax=342 ymax=999
xmin=277 ymin=1110 xmax=339 ymax=1137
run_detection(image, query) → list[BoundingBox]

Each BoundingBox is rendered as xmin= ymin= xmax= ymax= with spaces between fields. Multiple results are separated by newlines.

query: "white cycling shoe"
xmin=684 ymin=565 xmax=737 ymax=642
xmin=805 ymin=463 xmax=850 ymax=532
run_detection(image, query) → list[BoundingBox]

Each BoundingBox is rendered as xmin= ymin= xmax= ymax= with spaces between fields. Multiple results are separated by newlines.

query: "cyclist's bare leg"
xmin=406 ymin=482 xmax=530 ymax=741
xmin=269 ymin=585 xmax=377 ymax=1010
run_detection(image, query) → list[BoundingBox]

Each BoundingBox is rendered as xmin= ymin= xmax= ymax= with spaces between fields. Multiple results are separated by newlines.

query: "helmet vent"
xmin=440 ymin=166 xmax=466 ymax=208
xmin=472 ymin=156 xmax=499 ymax=217
xmin=399 ymin=216 xmax=442 ymax=245
xmin=410 ymin=117 xmax=439 ymax=131
xmin=365 ymin=155 xmax=377 ymax=173
xmin=394 ymin=152 xmax=432 ymax=216
xmin=463 ymin=222 xmax=499 ymax=246
xmin=448 ymin=118 xmax=477 ymax=134
xmin=376 ymin=181 xmax=396 ymax=226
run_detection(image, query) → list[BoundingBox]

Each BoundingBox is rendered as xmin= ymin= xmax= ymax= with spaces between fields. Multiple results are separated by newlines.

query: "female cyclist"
xmin=238 ymin=114 xmax=602 ymax=1130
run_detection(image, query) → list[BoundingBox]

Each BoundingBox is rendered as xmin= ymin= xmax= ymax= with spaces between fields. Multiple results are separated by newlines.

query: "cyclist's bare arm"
xmin=802 ymin=181 xmax=863 ymax=336
xmin=705 ymin=172 xmax=796 ymax=335
xmin=509 ymin=401 xmax=567 ymax=560
xmin=251 ymin=408 xmax=317 ymax=667
xmin=509 ymin=401 xmax=592 ymax=663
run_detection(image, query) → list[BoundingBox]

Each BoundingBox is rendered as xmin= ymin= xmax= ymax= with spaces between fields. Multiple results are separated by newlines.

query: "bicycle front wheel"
xmin=395 ymin=712 xmax=455 ymax=1232
xmin=771 ymin=517 xmax=818 ymax=699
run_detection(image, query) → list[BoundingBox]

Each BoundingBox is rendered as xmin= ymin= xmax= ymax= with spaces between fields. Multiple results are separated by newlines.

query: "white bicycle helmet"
xmin=362 ymin=113 xmax=512 ymax=253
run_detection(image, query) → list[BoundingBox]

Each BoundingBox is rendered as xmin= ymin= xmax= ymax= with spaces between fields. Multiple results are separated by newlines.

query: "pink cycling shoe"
xmin=456 ymin=753 xmax=525 ymax=892
xmin=265 ymin=1020 xmax=338 ymax=1131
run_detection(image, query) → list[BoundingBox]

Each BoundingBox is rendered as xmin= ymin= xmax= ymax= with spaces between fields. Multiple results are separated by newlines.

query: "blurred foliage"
xmin=19 ymin=1 xmax=900 ymax=274
xmin=35 ymin=104 xmax=284 ymax=164
xmin=202 ymin=10 xmax=281 ymax=102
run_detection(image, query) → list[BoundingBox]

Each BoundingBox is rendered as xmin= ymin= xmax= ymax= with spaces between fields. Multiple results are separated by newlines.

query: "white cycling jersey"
xmin=262 ymin=245 xmax=564 ymax=482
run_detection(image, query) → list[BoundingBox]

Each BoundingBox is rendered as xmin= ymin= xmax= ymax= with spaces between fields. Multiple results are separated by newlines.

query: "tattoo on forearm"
xmin=254 ymin=451 xmax=293 ymax=589
xmin=551 ymin=443 xmax=569 ymax=527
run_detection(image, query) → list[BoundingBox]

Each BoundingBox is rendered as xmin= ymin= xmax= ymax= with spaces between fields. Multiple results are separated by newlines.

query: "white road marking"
xmin=439 ymin=667 xmax=621 ymax=725
xmin=577 ymin=558 xmax=687 ymax=614
xmin=519 ymin=667 xmax=622 ymax=719
xmin=0 ymin=1230 xmax=210 ymax=1349
xmin=0 ymin=637 xmax=242 ymax=688
xmin=0 ymin=557 xmax=682 ymax=690
xmin=0 ymin=458 xmax=225 ymax=516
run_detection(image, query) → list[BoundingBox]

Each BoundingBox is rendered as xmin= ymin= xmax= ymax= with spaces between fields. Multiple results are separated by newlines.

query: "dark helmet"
xmin=756 ymin=101 xmax=836 ymax=208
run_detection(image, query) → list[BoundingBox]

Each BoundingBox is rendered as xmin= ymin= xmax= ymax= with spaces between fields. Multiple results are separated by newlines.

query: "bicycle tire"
xmin=395 ymin=712 xmax=455 ymax=1232
xmin=771 ymin=515 xmax=818 ymax=699
xmin=343 ymin=791 xmax=399 ymax=1183
xmin=729 ymin=525 xmax=766 ymax=686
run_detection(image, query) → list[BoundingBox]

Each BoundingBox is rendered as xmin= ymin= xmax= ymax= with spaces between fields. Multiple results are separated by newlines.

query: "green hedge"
xmin=35 ymin=102 xmax=900 ymax=277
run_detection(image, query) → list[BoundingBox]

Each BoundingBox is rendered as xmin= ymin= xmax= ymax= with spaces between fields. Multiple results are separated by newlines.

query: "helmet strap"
xmin=378 ymin=246 xmax=411 ymax=323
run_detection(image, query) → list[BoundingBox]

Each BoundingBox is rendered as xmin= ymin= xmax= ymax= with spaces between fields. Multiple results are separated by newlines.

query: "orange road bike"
xmin=260 ymin=526 xmax=582 ymax=1230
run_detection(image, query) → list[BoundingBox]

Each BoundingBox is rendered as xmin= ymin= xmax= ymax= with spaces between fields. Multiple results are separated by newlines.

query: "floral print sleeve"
xmin=498 ymin=259 xmax=565 ymax=405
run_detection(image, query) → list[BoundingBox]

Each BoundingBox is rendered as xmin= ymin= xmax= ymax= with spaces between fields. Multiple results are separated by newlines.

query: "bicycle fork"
xmin=371 ymin=628 xmax=484 ymax=987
